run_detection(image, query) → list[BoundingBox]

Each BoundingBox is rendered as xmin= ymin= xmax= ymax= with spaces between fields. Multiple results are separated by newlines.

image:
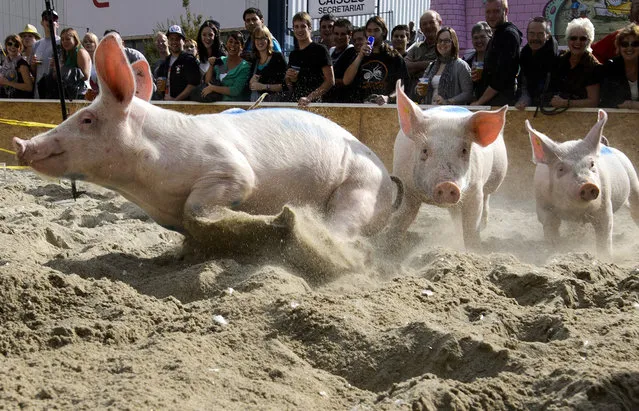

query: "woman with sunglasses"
xmin=0 ymin=35 xmax=33 ymax=98
xmin=600 ymin=23 xmax=639 ymax=109
xmin=549 ymin=18 xmax=601 ymax=108
xmin=248 ymin=26 xmax=286 ymax=102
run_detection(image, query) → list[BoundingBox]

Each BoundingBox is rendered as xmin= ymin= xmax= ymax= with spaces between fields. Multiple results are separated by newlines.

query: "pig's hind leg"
xmin=325 ymin=178 xmax=393 ymax=238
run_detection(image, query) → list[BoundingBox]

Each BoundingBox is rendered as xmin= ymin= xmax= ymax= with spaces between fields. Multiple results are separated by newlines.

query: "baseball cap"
xmin=166 ymin=25 xmax=186 ymax=40
xmin=41 ymin=10 xmax=59 ymax=21
xmin=20 ymin=24 xmax=41 ymax=39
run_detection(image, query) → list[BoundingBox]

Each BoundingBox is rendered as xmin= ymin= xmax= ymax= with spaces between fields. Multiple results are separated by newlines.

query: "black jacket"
xmin=600 ymin=55 xmax=639 ymax=108
xmin=157 ymin=52 xmax=201 ymax=99
xmin=482 ymin=21 xmax=522 ymax=105
xmin=519 ymin=36 xmax=559 ymax=104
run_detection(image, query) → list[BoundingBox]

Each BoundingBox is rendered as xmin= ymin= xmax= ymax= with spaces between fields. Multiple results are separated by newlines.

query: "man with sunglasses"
xmin=471 ymin=0 xmax=522 ymax=106
xmin=31 ymin=9 xmax=60 ymax=99
xmin=592 ymin=0 xmax=639 ymax=62
xmin=515 ymin=17 xmax=559 ymax=110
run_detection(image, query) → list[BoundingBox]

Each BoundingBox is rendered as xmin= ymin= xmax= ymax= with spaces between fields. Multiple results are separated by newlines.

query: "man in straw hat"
xmin=19 ymin=24 xmax=41 ymax=67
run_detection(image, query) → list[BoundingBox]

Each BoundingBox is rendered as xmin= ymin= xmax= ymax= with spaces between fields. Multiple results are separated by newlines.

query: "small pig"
xmin=386 ymin=81 xmax=508 ymax=249
xmin=525 ymin=110 xmax=639 ymax=256
xmin=13 ymin=34 xmax=397 ymax=240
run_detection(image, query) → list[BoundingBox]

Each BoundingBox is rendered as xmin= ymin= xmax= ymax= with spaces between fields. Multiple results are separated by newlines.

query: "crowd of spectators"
xmin=1 ymin=2 xmax=639 ymax=110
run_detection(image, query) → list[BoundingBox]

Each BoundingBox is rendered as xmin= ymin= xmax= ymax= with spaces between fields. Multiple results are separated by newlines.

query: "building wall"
xmin=429 ymin=0 xmax=633 ymax=51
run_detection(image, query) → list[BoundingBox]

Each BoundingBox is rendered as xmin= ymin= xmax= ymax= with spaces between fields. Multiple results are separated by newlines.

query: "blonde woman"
xmin=248 ymin=26 xmax=286 ymax=101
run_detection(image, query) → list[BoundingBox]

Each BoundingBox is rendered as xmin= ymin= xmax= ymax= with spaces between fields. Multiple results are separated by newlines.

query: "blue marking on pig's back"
xmin=423 ymin=106 xmax=471 ymax=116
xmin=600 ymin=145 xmax=613 ymax=155
xmin=220 ymin=108 xmax=246 ymax=115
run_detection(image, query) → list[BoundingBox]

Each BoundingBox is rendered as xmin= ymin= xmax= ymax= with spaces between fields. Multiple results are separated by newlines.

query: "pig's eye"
xmin=422 ymin=148 xmax=428 ymax=155
xmin=82 ymin=118 xmax=92 ymax=124
xmin=590 ymin=161 xmax=595 ymax=168
xmin=461 ymin=147 xmax=468 ymax=156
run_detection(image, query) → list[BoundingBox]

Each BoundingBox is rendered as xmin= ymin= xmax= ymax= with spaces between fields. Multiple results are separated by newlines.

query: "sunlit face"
xmin=201 ymin=26 xmax=215 ymax=47
xmin=20 ymin=33 xmax=37 ymax=48
xmin=485 ymin=0 xmax=506 ymax=29
xmin=244 ymin=13 xmax=263 ymax=32
xmin=352 ymin=31 xmax=366 ymax=52
xmin=619 ymin=34 xmax=639 ymax=62
xmin=527 ymin=21 xmax=549 ymax=51
xmin=226 ymin=36 xmax=243 ymax=56
xmin=293 ymin=19 xmax=311 ymax=42
xmin=61 ymin=32 xmax=77 ymax=51
xmin=366 ymin=22 xmax=384 ymax=45
xmin=184 ymin=41 xmax=197 ymax=56
xmin=253 ymin=33 xmax=269 ymax=52
xmin=392 ymin=29 xmax=408 ymax=52
xmin=167 ymin=33 xmax=184 ymax=55
xmin=420 ymin=13 xmax=440 ymax=43
xmin=332 ymin=25 xmax=350 ymax=49
xmin=320 ymin=20 xmax=334 ymax=40
xmin=82 ymin=35 xmax=96 ymax=54
xmin=436 ymin=31 xmax=453 ymax=56
xmin=472 ymin=30 xmax=489 ymax=52
xmin=156 ymin=35 xmax=167 ymax=50
xmin=41 ymin=17 xmax=59 ymax=33
xmin=567 ymin=28 xmax=590 ymax=56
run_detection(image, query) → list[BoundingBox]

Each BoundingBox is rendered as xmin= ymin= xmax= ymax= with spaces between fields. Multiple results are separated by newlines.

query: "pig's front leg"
xmin=591 ymin=204 xmax=613 ymax=257
xmin=459 ymin=189 xmax=484 ymax=250
xmin=182 ymin=153 xmax=259 ymax=229
xmin=537 ymin=204 xmax=561 ymax=247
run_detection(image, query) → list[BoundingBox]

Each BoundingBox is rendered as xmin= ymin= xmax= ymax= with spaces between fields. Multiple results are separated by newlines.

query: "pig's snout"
xmin=579 ymin=183 xmax=600 ymax=201
xmin=433 ymin=182 xmax=461 ymax=204
xmin=12 ymin=137 xmax=29 ymax=164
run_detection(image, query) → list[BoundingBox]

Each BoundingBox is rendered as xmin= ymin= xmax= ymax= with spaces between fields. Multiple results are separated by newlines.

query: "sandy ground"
xmin=1 ymin=169 xmax=638 ymax=410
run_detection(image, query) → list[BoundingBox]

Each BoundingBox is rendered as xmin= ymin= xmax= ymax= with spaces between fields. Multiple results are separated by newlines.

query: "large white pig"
xmin=525 ymin=110 xmax=639 ymax=256
xmin=13 ymin=35 xmax=397 ymax=239
xmin=386 ymin=81 xmax=508 ymax=249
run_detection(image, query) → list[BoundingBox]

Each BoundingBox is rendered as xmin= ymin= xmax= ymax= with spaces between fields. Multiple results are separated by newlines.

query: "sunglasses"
xmin=6 ymin=41 xmax=18 ymax=48
xmin=568 ymin=36 xmax=588 ymax=42
xmin=620 ymin=40 xmax=639 ymax=48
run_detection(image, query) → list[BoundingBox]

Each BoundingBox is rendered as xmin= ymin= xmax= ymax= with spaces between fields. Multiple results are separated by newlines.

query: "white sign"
xmin=307 ymin=0 xmax=376 ymax=19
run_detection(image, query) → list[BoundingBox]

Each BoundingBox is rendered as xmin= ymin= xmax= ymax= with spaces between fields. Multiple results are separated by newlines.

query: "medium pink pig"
xmin=386 ymin=81 xmax=508 ymax=249
xmin=13 ymin=35 xmax=397 ymax=240
xmin=526 ymin=110 xmax=639 ymax=256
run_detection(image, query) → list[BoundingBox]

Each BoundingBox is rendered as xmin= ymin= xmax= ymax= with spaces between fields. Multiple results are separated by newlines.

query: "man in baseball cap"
xmin=157 ymin=24 xmax=200 ymax=101
xmin=41 ymin=10 xmax=59 ymax=22
xmin=166 ymin=24 xmax=186 ymax=40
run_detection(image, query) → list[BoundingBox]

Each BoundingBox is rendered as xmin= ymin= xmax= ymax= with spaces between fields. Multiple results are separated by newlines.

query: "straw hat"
xmin=20 ymin=24 xmax=41 ymax=40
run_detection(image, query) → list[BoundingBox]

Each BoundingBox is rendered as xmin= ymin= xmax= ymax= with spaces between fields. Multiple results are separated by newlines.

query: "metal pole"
xmin=44 ymin=0 xmax=81 ymax=199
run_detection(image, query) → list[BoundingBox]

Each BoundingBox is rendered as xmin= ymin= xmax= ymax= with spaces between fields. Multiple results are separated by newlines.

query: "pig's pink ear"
xmin=95 ymin=34 xmax=135 ymax=106
xmin=525 ymin=120 xmax=557 ymax=165
xmin=468 ymin=105 xmax=507 ymax=147
xmin=131 ymin=60 xmax=153 ymax=102
xmin=396 ymin=79 xmax=423 ymax=139
xmin=583 ymin=109 xmax=607 ymax=152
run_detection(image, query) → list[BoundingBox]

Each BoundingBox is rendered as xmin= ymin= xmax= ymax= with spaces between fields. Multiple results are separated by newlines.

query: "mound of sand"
xmin=1 ymin=170 xmax=638 ymax=409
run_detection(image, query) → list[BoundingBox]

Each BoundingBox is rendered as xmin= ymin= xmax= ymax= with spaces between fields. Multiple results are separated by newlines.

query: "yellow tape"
xmin=0 ymin=118 xmax=58 ymax=128
xmin=5 ymin=166 xmax=30 ymax=170
xmin=0 ymin=147 xmax=15 ymax=155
